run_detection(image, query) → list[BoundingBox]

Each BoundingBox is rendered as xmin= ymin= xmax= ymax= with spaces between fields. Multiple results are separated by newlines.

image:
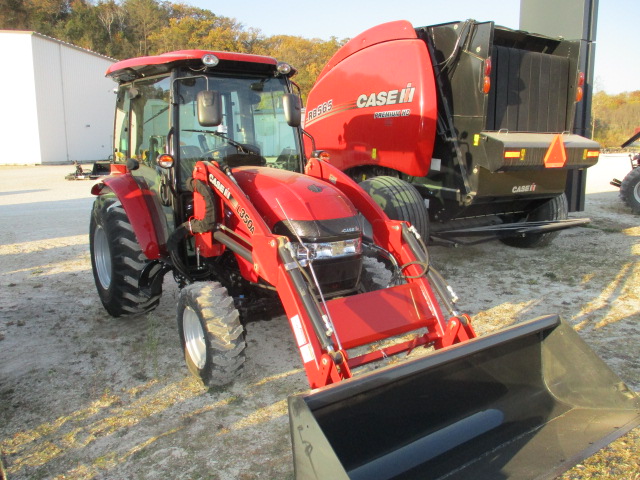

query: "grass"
xmin=560 ymin=428 xmax=640 ymax=479
xmin=582 ymin=223 xmax=625 ymax=234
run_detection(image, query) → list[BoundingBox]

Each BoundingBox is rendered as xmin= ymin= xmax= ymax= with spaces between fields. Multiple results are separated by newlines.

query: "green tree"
xmin=0 ymin=0 xmax=344 ymax=101
xmin=60 ymin=0 xmax=104 ymax=51
xmin=257 ymin=35 xmax=344 ymax=100
xmin=0 ymin=0 xmax=71 ymax=34
xmin=592 ymin=91 xmax=640 ymax=148
xmin=122 ymin=0 xmax=168 ymax=56
xmin=94 ymin=0 xmax=129 ymax=57
xmin=0 ymin=0 xmax=31 ymax=29
xmin=147 ymin=7 xmax=261 ymax=54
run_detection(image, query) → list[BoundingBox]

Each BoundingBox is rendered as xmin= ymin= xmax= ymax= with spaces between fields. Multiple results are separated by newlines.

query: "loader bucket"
xmin=289 ymin=315 xmax=639 ymax=480
xmin=91 ymin=161 xmax=112 ymax=177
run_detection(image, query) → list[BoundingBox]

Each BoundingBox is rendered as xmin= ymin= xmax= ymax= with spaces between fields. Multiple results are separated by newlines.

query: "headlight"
xmin=202 ymin=54 xmax=219 ymax=66
xmin=294 ymin=238 xmax=361 ymax=266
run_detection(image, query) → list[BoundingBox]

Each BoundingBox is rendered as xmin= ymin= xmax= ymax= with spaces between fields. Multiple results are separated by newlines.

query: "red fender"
xmin=91 ymin=174 xmax=164 ymax=259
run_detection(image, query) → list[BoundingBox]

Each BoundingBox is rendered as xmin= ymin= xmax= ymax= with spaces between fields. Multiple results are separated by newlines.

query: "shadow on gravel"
xmin=0 ymin=197 xmax=93 ymax=245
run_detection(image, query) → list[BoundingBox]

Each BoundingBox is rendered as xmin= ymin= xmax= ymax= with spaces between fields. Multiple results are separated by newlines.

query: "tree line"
xmin=0 ymin=0 xmax=344 ymax=99
xmin=592 ymin=91 xmax=640 ymax=148
xmin=2 ymin=0 xmax=638 ymax=147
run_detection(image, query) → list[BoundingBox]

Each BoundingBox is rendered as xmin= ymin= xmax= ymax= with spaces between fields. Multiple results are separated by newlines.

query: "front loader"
xmin=89 ymin=49 xmax=639 ymax=479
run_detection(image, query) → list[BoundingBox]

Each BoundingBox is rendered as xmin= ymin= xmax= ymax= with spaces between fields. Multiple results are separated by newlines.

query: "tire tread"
xmin=90 ymin=197 xmax=162 ymax=317
xmin=178 ymin=282 xmax=246 ymax=386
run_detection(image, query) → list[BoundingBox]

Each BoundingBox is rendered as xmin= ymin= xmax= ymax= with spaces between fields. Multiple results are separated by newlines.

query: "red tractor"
xmin=90 ymin=49 xmax=638 ymax=479
xmin=611 ymin=130 xmax=640 ymax=214
xmin=90 ymin=50 xmax=474 ymax=389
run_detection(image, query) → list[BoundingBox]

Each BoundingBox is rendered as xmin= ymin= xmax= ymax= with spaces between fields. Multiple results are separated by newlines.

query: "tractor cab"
xmin=107 ymin=50 xmax=304 ymax=237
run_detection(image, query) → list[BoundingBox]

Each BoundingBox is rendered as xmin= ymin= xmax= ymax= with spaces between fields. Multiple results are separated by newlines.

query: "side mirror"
xmin=283 ymin=93 xmax=302 ymax=127
xmin=197 ymin=90 xmax=222 ymax=127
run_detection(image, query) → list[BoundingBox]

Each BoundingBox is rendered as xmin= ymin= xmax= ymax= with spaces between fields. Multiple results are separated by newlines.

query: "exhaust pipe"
xmin=289 ymin=315 xmax=639 ymax=479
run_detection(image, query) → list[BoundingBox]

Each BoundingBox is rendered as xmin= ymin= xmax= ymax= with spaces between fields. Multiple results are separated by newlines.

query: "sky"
xmin=181 ymin=0 xmax=637 ymax=95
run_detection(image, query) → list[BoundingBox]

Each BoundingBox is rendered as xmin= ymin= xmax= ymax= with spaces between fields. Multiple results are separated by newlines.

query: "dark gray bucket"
xmin=289 ymin=315 xmax=639 ymax=479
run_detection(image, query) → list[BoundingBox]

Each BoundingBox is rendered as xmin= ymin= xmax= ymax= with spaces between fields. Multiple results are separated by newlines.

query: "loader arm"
xmin=190 ymin=160 xmax=351 ymax=387
xmin=305 ymin=157 xmax=476 ymax=348
xmin=193 ymin=160 xmax=476 ymax=389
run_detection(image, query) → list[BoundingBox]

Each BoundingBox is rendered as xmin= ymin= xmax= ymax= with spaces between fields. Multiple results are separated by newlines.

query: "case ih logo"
xmin=208 ymin=174 xmax=231 ymax=199
xmin=356 ymin=82 xmax=416 ymax=108
xmin=512 ymin=183 xmax=537 ymax=193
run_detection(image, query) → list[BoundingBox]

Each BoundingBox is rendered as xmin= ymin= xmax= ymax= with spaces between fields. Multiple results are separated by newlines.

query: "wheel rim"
xmin=93 ymin=225 xmax=112 ymax=289
xmin=634 ymin=182 xmax=640 ymax=203
xmin=183 ymin=307 xmax=207 ymax=370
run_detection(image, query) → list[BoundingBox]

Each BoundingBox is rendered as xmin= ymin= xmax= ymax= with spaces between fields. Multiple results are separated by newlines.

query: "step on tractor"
xmin=611 ymin=130 xmax=640 ymax=214
xmin=304 ymin=20 xmax=602 ymax=247
xmin=90 ymin=48 xmax=639 ymax=479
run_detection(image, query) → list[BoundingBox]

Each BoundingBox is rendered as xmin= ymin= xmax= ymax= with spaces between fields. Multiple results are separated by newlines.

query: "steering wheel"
xmin=203 ymin=145 xmax=236 ymax=162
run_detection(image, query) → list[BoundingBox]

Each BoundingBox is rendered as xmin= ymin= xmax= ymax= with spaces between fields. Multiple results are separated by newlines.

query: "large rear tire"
xmin=359 ymin=176 xmax=430 ymax=242
xmin=177 ymin=282 xmax=246 ymax=386
xmin=500 ymin=194 xmax=568 ymax=248
xmin=620 ymin=168 xmax=640 ymax=214
xmin=359 ymin=256 xmax=393 ymax=292
xmin=90 ymin=197 xmax=162 ymax=316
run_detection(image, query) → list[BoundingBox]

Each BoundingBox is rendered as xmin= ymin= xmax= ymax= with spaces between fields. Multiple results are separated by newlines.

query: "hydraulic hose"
xmin=167 ymin=223 xmax=192 ymax=283
xmin=185 ymin=177 xmax=216 ymax=233
xmin=167 ymin=177 xmax=218 ymax=283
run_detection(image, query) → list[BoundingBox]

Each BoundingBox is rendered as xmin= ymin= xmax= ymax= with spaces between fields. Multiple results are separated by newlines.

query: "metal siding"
xmin=0 ymin=32 xmax=40 ymax=164
xmin=32 ymin=35 xmax=68 ymax=164
xmin=59 ymin=46 xmax=114 ymax=162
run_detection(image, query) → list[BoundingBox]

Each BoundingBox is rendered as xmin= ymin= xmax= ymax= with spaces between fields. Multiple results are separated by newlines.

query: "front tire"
xmin=620 ymin=168 xmax=640 ymax=214
xmin=359 ymin=176 xmax=430 ymax=242
xmin=177 ymin=282 xmax=246 ymax=386
xmin=500 ymin=194 xmax=568 ymax=248
xmin=359 ymin=256 xmax=394 ymax=292
xmin=90 ymin=196 xmax=161 ymax=316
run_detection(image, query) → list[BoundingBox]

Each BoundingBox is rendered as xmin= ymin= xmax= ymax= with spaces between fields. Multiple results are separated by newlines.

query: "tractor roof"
xmin=106 ymin=50 xmax=280 ymax=83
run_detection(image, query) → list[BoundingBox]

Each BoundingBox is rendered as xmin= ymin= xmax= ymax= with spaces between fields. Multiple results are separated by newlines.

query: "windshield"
xmin=176 ymin=74 xmax=302 ymax=173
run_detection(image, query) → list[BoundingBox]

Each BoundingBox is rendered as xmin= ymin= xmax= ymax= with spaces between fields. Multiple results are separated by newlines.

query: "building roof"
xmin=0 ymin=30 xmax=115 ymax=62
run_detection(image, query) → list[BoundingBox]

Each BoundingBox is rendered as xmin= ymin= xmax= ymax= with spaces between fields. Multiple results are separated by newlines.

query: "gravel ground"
xmin=0 ymin=158 xmax=638 ymax=479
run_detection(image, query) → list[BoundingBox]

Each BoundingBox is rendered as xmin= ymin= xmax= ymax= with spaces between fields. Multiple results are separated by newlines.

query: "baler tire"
xmin=620 ymin=168 xmax=640 ymax=214
xmin=177 ymin=282 xmax=246 ymax=387
xmin=90 ymin=197 xmax=161 ymax=317
xmin=500 ymin=194 xmax=568 ymax=248
xmin=359 ymin=176 xmax=430 ymax=242
xmin=359 ymin=256 xmax=393 ymax=292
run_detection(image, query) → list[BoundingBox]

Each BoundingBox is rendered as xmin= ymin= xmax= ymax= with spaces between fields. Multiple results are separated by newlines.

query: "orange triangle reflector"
xmin=544 ymin=134 xmax=567 ymax=168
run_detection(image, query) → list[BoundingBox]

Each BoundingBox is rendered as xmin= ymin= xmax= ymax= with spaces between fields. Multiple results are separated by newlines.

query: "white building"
xmin=0 ymin=31 xmax=115 ymax=165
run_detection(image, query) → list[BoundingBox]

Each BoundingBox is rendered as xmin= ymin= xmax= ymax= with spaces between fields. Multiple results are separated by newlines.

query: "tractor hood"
xmin=233 ymin=167 xmax=361 ymax=242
